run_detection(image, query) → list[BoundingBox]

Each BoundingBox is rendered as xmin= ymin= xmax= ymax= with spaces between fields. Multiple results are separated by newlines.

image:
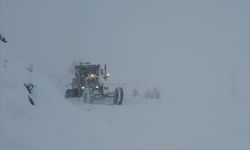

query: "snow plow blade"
xmin=65 ymin=89 xmax=82 ymax=98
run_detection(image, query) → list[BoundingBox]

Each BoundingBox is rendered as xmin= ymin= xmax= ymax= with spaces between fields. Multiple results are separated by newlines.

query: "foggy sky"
xmin=1 ymin=0 xmax=249 ymax=99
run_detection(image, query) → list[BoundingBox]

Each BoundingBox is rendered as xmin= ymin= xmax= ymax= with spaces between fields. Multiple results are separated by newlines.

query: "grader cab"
xmin=65 ymin=63 xmax=124 ymax=105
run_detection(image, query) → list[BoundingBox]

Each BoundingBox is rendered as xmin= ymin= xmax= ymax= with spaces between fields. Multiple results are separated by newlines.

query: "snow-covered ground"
xmin=1 ymin=44 xmax=250 ymax=150
xmin=1 ymin=0 xmax=250 ymax=149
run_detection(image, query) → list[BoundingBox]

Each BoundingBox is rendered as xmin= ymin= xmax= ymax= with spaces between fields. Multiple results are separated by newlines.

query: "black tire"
xmin=117 ymin=87 xmax=124 ymax=105
xmin=65 ymin=89 xmax=72 ymax=98
xmin=113 ymin=88 xmax=119 ymax=104
xmin=113 ymin=87 xmax=124 ymax=105
xmin=65 ymin=90 xmax=69 ymax=98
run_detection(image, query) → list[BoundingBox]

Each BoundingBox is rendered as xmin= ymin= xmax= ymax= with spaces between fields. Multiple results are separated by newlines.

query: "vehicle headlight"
xmin=106 ymin=73 xmax=110 ymax=77
xmin=90 ymin=74 xmax=94 ymax=77
xmin=95 ymin=86 xmax=99 ymax=89
xmin=81 ymin=86 xmax=85 ymax=89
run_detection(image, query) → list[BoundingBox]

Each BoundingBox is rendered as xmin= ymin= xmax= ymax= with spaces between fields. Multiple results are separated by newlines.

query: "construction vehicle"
xmin=65 ymin=63 xmax=124 ymax=105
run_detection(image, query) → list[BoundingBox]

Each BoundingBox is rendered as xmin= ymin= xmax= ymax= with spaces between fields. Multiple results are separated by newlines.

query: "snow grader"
xmin=65 ymin=63 xmax=124 ymax=105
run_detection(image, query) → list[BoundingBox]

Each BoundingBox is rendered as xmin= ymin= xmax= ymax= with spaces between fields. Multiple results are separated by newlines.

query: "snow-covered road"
xmin=1 ymin=0 xmax=250 ymax=148
xmin=1 ymin=46 xmax=250 ymax=150
xmin=61 ymin=98 xmax=250 ymax=150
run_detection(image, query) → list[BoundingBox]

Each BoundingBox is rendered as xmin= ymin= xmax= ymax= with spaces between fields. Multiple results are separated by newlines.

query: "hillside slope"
xmin=1 ymin=45 xmax=249 ymax=150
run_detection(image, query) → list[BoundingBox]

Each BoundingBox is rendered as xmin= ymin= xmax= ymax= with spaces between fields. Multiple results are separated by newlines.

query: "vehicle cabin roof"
xmin=75 ymin=64 xmax=100 ymax=68
xmin=74 ymin=64 xmax=100 ymax=75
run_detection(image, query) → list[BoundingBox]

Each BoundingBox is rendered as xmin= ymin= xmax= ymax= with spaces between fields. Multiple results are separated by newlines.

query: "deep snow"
xmin=0 ymin=44 xmax=250 ymax=150
xmin=1 ymin=0 xmax=250 ymax=149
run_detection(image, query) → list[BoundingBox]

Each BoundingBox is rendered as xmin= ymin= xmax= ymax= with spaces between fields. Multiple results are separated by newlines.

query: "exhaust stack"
xmin=104 ymin=64 xmax=107 ymax=75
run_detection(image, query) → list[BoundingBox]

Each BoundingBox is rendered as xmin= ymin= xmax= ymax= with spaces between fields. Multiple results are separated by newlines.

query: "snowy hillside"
xmin=1 ymin=0 xmax=250 ymax=149
xmin=1 ymin=44 xmax=250 ymax=150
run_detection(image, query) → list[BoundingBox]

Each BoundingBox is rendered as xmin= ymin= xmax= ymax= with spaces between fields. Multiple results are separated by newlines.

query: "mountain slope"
xmin=1 ymin=45 xmax=249 ymax=150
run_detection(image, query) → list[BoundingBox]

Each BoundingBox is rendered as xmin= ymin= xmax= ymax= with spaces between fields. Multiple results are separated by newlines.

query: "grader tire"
xmin=113 ymin=87 xmax=124 ymax=105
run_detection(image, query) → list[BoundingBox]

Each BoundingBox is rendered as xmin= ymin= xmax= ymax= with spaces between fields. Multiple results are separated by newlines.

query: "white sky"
xmin=1 ymin=0 xmax=249 ymax=99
